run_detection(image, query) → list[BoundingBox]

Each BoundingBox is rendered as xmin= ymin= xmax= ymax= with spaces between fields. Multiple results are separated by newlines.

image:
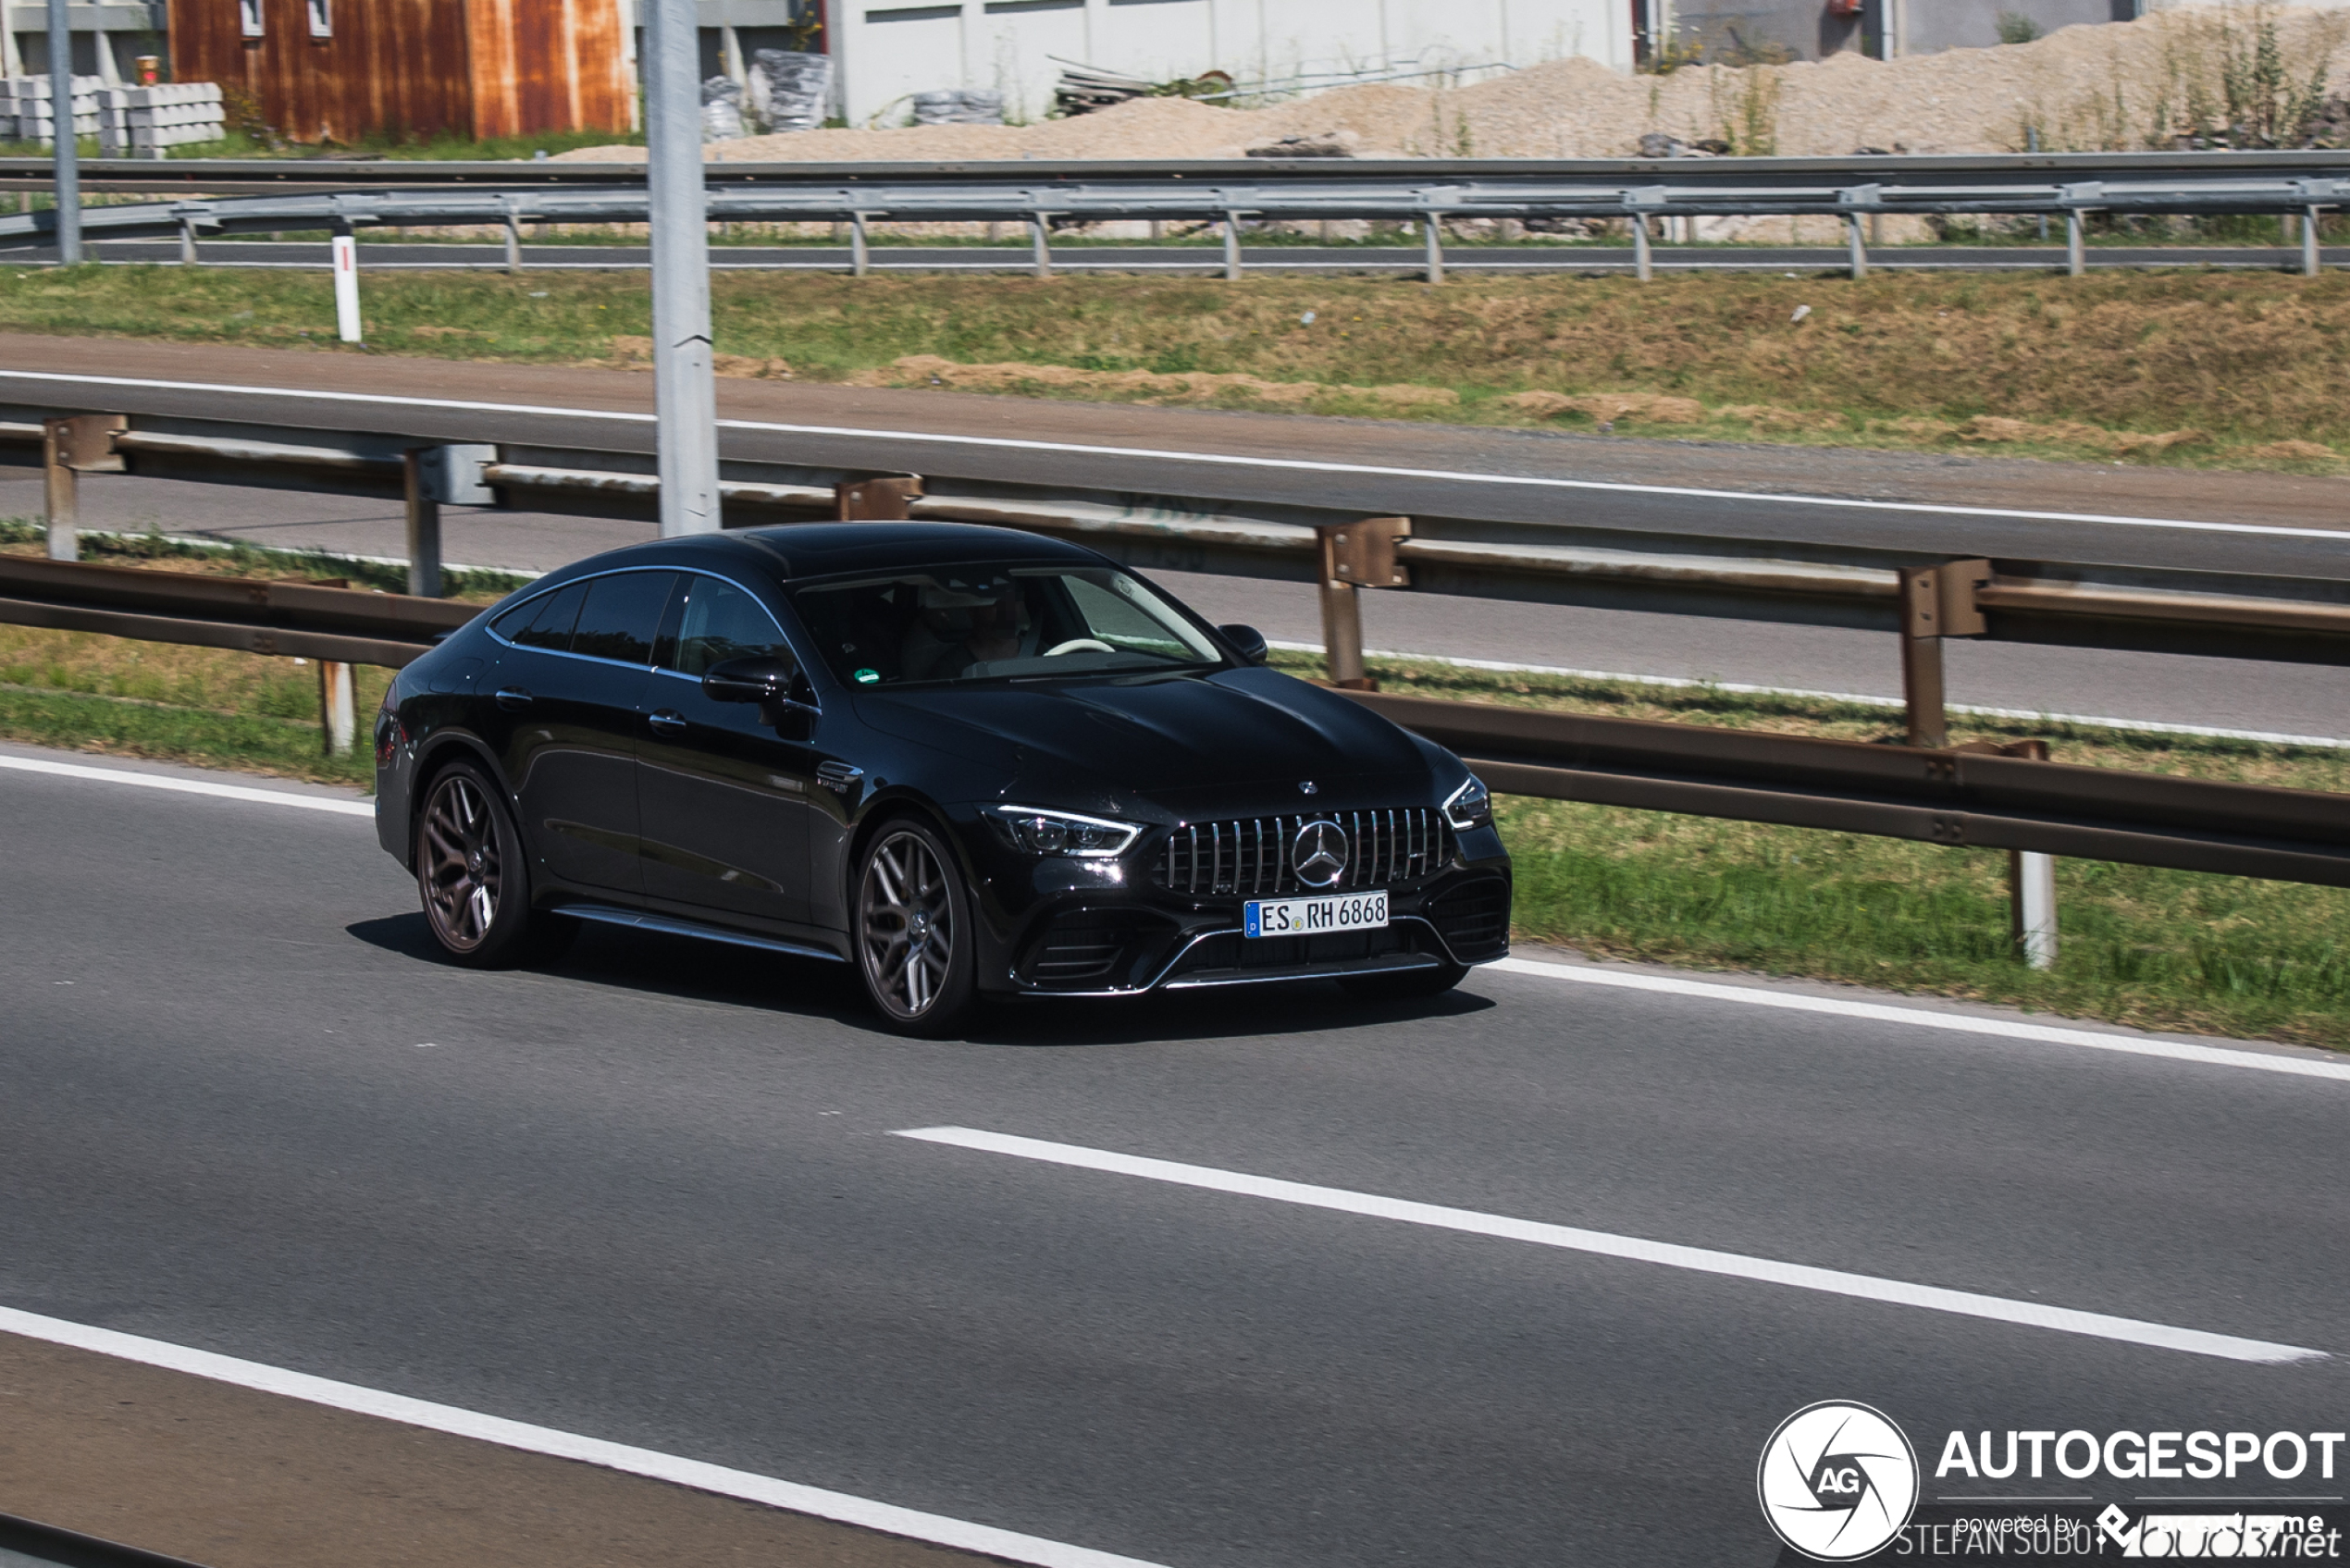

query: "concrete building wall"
xmin=835 ymin=0 xmax=1629 ymax=128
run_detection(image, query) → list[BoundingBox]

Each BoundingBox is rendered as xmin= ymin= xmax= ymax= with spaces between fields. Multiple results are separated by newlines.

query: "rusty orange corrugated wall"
xmin=169 ymin=0 xmax=632 ymax=142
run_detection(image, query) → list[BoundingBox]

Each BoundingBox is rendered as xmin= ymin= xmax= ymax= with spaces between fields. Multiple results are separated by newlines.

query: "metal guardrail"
xmin=0 ymin=1507 xmax=218 ymax=1568
xmin=7 ymin=150 xmax=2350 ymax=278
xmin=14 ymin=409 xmax=2350 ymax=741
xmin=6 ymin=552 xmax=2344 ymax=898
xmin=1347 ymin=691 xmax=2350 ymax=888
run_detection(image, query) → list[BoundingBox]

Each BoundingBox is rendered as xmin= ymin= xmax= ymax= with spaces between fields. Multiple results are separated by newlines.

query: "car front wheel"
xmin=855 ymin=820 xmax=978 ymax=1036
xmin=415 ymin=759 xmax=574 ymax=968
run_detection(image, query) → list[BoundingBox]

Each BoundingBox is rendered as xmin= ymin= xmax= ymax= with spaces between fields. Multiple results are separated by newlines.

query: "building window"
xmin=307 ymin=0 xmax=330 ymax=36
xmin=240 ymin=0 xmax=265 ymax=37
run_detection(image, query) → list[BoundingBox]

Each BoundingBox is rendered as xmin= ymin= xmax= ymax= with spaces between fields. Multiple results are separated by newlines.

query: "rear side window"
xmin=661 ymin=575 xmax=792 ymax=676
xmin=570 ymin=572 xmax=676 ymax=666
xmin=491 ymin=580 xmax=587 ymax=651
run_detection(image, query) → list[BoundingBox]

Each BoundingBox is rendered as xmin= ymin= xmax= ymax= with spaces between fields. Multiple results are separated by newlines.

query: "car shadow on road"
xmin=346 ymin=913 xmax=1496 ymax=1047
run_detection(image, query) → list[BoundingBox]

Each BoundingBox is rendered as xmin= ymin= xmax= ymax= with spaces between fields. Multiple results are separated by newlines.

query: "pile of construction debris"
xmin=564 ymin=5 xmax=2350 ymax=164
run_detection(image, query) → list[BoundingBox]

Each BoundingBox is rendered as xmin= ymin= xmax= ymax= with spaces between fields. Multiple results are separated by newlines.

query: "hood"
xmin=854 ymin=668 xmax=1434 ymax=809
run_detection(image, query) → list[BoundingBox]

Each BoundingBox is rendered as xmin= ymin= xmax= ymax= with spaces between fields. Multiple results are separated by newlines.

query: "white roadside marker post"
xmin=331 ymin=229 xmax=362 ymax=342
xmin=2011 ymin=849 xmax=2059 ymax=970
xmin=319 ymin=661 xmax=356 ymax=755
xmin=45 ymin=0 xmax=79 ymax=265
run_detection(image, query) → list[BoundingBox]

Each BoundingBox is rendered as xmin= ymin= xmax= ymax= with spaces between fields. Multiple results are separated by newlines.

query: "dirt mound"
xmin=557 ymin=6 xmax=2350 ymax=165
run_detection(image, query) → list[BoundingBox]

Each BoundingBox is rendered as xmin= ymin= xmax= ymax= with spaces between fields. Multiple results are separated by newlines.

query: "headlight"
xmin=1442 ymin=774 xmax=1492 ymax=831
xmin=991 ymin=805 xmax=1143 ymax=858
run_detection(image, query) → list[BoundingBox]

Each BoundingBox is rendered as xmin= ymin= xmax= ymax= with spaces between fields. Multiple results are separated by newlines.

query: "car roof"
xmin=533 ymin=523 xmax=1105 ymax=587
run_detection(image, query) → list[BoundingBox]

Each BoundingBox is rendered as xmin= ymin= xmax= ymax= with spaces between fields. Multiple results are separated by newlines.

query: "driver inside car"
xmin=902 ymin=576 xmax=1042 ymax=681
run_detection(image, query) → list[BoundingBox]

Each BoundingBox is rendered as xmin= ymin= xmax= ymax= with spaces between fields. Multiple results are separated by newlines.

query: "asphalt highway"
xmin=40 ymin=238 xmax=2350 ymax=277
xmin=11 ymin=335 xmax=2350 ymax=578
xmin=5 ymin=747 xmax=2349 ymax=1566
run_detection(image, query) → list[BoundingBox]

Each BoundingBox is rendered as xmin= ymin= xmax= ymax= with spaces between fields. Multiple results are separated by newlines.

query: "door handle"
xmin=648 ymin=710 xmax=688 ymax=735
xmin=494 ymin=686 xmax=533 ymax=711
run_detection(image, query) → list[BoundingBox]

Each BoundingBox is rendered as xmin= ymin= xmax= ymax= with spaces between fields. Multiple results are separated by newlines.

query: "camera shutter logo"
xmin=1757 ymin=1401 xmax=1920 ymax=1562
xmin=1291 ymin=820 xmax=1350 ymax=888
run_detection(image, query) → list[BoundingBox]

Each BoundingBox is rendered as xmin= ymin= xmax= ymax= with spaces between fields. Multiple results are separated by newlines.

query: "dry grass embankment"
xmin=13 ymin=264 xmax=2350 ymax=470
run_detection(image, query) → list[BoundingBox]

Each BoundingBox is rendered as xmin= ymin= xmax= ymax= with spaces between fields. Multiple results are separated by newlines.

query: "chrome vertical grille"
xmin=1156 ymin=809 xmax=1453 ymax=896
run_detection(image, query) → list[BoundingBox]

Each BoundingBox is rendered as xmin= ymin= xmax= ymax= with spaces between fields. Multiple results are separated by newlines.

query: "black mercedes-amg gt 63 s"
xmin=374 ymin=523 xmax=1511 ymax=1034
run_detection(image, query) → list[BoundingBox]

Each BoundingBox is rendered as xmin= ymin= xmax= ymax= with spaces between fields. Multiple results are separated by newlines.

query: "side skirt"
xmin=561 ymin=903 xmax=849 ymax=965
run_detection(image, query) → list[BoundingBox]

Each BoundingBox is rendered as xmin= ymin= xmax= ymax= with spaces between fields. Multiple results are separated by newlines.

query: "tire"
xmin=414 ymin=759 xmax=571 ymax=969
xmin=853 ymin=819 xmax=978 ymax=1036
xmin=1340 ymin=959 xmax=1469 ymax=1003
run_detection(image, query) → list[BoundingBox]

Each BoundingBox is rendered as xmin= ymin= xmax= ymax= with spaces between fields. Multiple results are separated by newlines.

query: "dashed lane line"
xmin=893 ymin=1128 xmax=2324 ymax=1366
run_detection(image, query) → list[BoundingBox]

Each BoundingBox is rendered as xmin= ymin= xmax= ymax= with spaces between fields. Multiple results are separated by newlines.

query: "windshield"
xmin=790 ymin=564 xmax=1225 ymax=687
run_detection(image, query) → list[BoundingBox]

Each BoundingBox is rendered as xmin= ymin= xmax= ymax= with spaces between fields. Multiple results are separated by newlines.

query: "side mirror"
xmin=701 ymin=656 xmax=796 ymax=704
xmin=1218 ymin=623 xmax=1269 ymax=665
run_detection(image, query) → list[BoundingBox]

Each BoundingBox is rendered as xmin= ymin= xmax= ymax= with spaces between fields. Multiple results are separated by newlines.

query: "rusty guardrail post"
xmin=1897 ymin=560 xmax=1989 ymax=748
xmin=1315 ymin=517 xmax=1411 ymax=690
xmin=835 ymin=475 xmax=923 ymax=520
xmin=41 ymin=414 xmax=126 ymax=562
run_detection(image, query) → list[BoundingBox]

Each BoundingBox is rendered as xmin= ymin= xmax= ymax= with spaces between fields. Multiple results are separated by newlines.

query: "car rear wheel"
xmin=1339 ymin=959 xmax=1468 ymax=1003
xmin=855 ymin=821 xmax=977 ymax=1036
xmin=415 ymin=760 xmax=574 ymax=968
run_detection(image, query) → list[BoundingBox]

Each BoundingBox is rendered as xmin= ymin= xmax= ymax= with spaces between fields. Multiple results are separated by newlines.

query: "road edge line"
xmin=0 ymin=1306 xmax=1173 ymax=1568
xmin=1485 ymin=956 xmax=2350 ymax=1083
xmin=0 ymin=755 xmax=376 ymax=817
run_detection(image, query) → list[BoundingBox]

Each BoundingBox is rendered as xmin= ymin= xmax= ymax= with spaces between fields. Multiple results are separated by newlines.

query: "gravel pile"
xmin=557 ymin=5 xmax=2350 ymax=164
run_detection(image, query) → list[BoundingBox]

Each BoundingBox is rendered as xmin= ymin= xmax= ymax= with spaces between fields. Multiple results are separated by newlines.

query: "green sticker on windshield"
xmin=854 ymin=668 xmax=880 ymax=685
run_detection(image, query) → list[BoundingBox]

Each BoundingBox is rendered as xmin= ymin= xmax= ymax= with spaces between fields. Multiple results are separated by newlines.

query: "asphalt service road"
xmin=5 ymin=747 xmax=2348 ymax=1566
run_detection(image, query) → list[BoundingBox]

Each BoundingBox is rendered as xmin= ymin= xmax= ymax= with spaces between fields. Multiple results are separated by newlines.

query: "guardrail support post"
xmin=1632 ymin=216 xmax=1652 ymax=281
xmin=1898 ymin=560 xmax=1989 ymax=748
xmin=2065 ymin=209 xmax=2085 ymax=277
xmin=179 ymin=216 xmax=197 ymax=265
xmin=1846 ymin=213 xmax=1868 ymax=280
xmin=1423 ymin=215 xmax=1444 ymax=285
xmin=319 ymin=660 xmax=355 ymax=755
xmin=1314 ymin=517 xmax=1411 ymax=691
xmin=850 ymin=211 xmax=869 ymax=278
xmin=2305 ymin=205 xmax=2323 ymax=278
xmin=1223 ymin=213 xmax=1243 ymax=281
xmin=835 ymin=475 xmax=922 ymax=520
xmin=402 ymin=448 xmax=442 ymax=599
xmin=41 ymin=418 xmax=75 ymax=561
xmin=503 ymin=204 xmax=523 ymax=274
xmin=41 ymin=414 xmax=126 ymax=562
xmin=1031 ymin=215 xmax=1052 ymax=280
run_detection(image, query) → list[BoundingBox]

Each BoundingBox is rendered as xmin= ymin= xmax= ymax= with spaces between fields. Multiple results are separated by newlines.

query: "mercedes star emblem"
xmin=1291 ymin=820 xmax=1350 ymax=888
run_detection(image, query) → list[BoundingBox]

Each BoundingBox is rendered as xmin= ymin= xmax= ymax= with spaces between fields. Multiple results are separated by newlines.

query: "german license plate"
xmin=1244 ymin=890 xmax=1389 ymax=939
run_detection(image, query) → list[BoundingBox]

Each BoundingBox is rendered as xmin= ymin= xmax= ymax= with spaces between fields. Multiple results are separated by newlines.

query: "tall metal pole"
xmin=642 ymin=0 xmax=719 ymax=535
xmin=46 ymin=0 xmax=80 ymax=265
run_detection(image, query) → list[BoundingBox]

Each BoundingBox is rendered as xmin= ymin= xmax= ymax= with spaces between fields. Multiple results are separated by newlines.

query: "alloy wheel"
xmin=421 ymin=772 xmax=501 ymax=951
xmin=859 ymin=830 xmax=956 ymax=1018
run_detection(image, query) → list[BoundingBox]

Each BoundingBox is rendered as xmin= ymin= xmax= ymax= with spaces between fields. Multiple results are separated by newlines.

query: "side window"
xmin=570 ymin=572 xmax=675 ymax=665
xmin=662 ymin=576 xmax=792 ymax=676
xmin=491 ymin=580 xmax=587 ymax=651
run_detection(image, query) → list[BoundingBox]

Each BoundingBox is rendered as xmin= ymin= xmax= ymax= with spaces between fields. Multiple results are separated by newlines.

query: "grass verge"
xmin=9 ymin=265 xmax=2350 ymax=471
xmin=1270 ymin=649 xmax=2350 ymax=1051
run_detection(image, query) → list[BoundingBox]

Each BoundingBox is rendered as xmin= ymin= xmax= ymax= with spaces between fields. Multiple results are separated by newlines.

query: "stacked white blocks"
xmin=1 ymin=76 xmax=105 ymax=142
xmin=101 ymin=83 xmax=227 ymax=156
xmin=1 ymin=80 xmax=223 ymax=155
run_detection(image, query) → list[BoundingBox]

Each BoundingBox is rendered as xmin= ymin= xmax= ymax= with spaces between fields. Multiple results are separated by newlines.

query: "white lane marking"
xmin=1486 ymin=957 xmax=2350 ymax=1085
xmin=3 ymin=370 xmax=2341 ymax=542
xmin=0 ymin=755 xmax=375 ymax=817
xmin=0 ymin=1304 xmax=1170 ymax=1568
xmin=1266 ymin=641 xmax=2350 ymax=748
xmin=893 ymin=1128 xmax=2321 ymax=1365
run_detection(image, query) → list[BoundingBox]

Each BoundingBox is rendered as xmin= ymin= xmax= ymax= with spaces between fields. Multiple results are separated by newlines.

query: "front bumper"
xmin=973 ymin=847 xmax=1514 ymax=997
